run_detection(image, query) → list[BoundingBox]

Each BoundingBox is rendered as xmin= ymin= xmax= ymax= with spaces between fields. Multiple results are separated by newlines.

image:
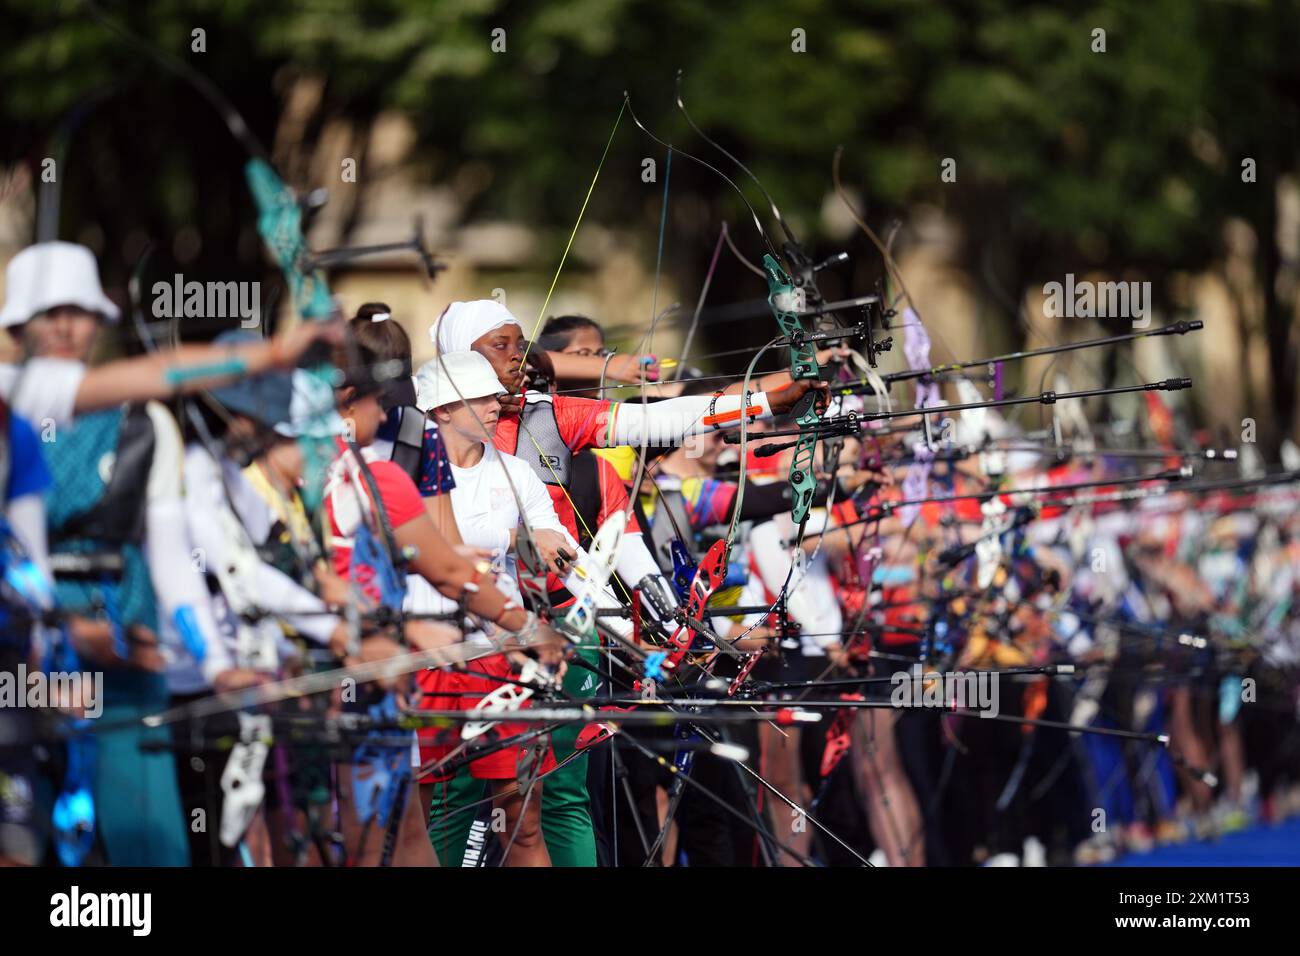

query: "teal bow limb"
xmin=245 ymin=159 xmax=337 ymax=322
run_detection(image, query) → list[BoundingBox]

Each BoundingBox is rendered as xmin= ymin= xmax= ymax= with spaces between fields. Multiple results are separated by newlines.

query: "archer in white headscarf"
xmin=423 ymin=296 xmax=828 ymax=621
xmin=430 ymin=300 xmax=521 ymax=355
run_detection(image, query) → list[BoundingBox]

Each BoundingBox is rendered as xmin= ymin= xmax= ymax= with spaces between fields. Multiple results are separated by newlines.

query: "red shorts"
xmin=415 ymin=654 xmax=556 ymax=783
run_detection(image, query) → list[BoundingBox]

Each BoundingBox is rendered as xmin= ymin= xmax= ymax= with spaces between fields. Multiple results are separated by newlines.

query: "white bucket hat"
xmin=0 ymin=241 xmax=120 ymax=328
xmin=415 ymin=350 xmax=507 ymax=412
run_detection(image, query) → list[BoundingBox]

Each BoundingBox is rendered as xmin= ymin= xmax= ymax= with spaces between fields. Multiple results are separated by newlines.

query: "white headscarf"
xmin=429 ymin=299 xmax=523 ymax=355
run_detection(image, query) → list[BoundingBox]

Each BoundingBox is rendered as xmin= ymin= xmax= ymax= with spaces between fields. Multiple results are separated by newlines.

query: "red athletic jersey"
xmin=325 ymin=450 xmax=426 ymax=605
xmin=494 ymin=394 xmax=640 ymax=541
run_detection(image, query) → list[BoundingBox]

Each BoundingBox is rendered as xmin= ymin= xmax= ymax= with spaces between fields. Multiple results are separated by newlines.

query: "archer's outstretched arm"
xmin=598 ymin=379 xmax=825 ymax=445
xmin=393 ymin=513 xmax=535 ymax=635
xmin=72 ymin=320 xmax=341 ymax=418
xmin=546 ymin=350 xmax=659 ymax=386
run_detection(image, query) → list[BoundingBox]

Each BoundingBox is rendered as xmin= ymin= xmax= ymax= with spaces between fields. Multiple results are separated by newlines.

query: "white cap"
xmin=0 ymin=242 xmax=120 ymax=328
xmin=415 ymin=350 xmax=507 ymax=412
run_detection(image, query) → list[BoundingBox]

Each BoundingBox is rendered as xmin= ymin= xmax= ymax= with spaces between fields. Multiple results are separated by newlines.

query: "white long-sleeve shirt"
xmin=139 ymin=402 xmax=225 ymax=667
xmin=169 ymin=444 xmax=340 ymax=693
xmin=615 ymin=531 xmax=663 ymax=588
xmin=448 ymin=442 xmax=630 ymax=636
xmin=449 ymin=443 xmax=582 ymax=598
xmin=452 ymin=446 xmax=565 ymax=560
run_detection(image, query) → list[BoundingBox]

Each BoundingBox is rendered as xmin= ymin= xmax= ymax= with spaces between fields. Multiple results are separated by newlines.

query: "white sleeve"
xmin=605 ymin=391 xmax=774 ymax=446
xmin=179 ymin=449 xmax=232 ymax=679
xmin=142 ymin=404 xmax=218 ymax=656
xmin=615 ymin=531 xmax=663 ymax=585
xmin=147 ymin=494 xmax=221 ymax=652
xmin=0 ymin=359 xmax=87 ymax=426
xmin=200 ymin=640 xmax=235 ymax=687
xmin=185 ymin=449 xmax=339 ymax=650
xmin=6 ymin=493 xmax=53 ymax=659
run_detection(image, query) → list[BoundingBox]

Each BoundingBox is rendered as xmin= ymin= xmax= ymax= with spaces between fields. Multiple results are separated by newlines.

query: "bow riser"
xmin=763 ymin=254 xmax=822 ymax=525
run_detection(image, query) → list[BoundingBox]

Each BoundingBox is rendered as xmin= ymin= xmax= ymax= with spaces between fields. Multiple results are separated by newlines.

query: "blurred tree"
xmin=2 ymin=0 xmax=1298 ymax=439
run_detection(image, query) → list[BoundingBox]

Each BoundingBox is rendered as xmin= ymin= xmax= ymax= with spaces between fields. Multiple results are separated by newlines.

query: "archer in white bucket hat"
xmin=0 ymin=241 xmax=339 ymax=429
xmin=0 ymin=241 xmax=120 ymax=328
xmin=414 ymin=350 xmax=508 ymax=412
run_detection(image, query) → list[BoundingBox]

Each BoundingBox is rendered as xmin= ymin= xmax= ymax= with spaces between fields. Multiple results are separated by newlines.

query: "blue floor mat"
xmin=1105 ymin=816 xmax=1300 ymax=866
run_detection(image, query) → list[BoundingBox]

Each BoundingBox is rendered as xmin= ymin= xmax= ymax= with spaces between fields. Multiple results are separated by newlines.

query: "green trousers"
xmin=428 ymin=645 xmax=601 ymax=866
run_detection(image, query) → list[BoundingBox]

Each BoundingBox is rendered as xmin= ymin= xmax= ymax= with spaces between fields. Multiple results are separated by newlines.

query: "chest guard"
xmin=517 ymin=397 xmax=572 ymax=487
xmin=390 ymin=405 xmax=426 ymax=484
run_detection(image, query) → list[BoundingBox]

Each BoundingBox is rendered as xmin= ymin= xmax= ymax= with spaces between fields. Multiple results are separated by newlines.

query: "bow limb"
xmin=675 ymin=222 xmax=729 ymax=378
xmin=624 ymin=96 xmax=787 ymax=651
xmin=510 ymin=101 xmax=671 ymax=644
xmin=643 ymin=85 xmax=858 ymax=678
xmin=518 ymin=98 xmax=627 ymax=367
xmin=764 ymin=257 xmax=825 ymax=525
xmin=674 ymin=71 xmax=798 ymax=249
xmin=84 ymin=2 xmax=434 ymax=558
xmin=832 ymin=146 xmax=960 ymax=579
xmin=623 ymin=144 xmax=674 ymax=563
xmin=85 ymin=3 xmax=331 ymax=322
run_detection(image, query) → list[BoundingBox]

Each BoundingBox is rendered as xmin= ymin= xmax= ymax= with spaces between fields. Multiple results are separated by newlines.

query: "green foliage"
xmin=3 ymin=0 xmax=1298 ymax=302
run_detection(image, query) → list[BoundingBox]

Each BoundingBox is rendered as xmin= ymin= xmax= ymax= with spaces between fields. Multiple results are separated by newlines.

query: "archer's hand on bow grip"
xmin=765 ymin=378 xmax=832 ymax=417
